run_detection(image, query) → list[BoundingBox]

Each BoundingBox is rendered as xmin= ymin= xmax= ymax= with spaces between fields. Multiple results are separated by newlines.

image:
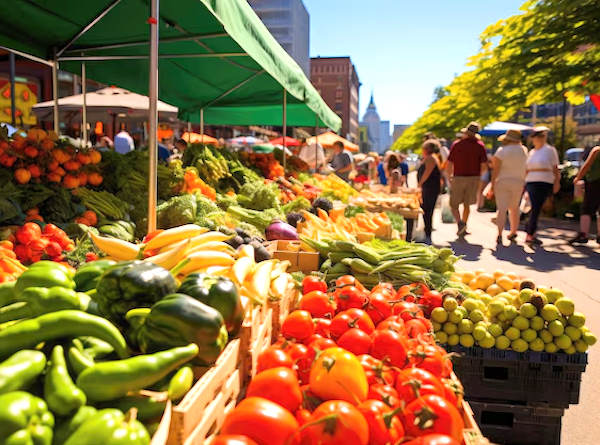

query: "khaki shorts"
xmin=450 ymin=176 xmax=480 ymax=208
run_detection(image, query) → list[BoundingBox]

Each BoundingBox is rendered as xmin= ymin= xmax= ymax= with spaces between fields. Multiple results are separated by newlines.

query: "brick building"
xmin=310 ymin=56 xmax=360 ymax=141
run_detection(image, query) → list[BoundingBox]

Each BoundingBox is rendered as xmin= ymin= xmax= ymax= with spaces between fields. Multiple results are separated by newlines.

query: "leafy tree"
xmin=393 ymin=0 xmax=600 ymax=153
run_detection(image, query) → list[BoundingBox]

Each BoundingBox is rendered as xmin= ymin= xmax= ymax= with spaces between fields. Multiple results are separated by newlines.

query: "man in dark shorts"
xmin=330 ymin=141 xmax=353 ymax=182
xmin=447 ymin=121 xmax=488 ymax=236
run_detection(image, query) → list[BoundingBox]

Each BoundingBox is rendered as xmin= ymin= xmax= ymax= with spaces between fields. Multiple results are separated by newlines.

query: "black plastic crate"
xmin=447 ymin=346 xmax=587 ymax=407
xmin=468 ymin=400 xmax=563 ymax=445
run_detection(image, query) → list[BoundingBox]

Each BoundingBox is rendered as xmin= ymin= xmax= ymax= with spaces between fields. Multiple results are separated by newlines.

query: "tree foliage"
xmin=393 ymin=0 xmax=600 ymax=152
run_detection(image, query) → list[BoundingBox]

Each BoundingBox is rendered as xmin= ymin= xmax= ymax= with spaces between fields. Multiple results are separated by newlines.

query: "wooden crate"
xmin=268 ymin=284 xmax=299 ymax=341
xmin=247 ymin=308 xmax=273 ymax=380
xmin=150 ymin=401 xmax=172 ymax=445
xmin=265 ymin=240 xmax=320 ymax=273
xmin=167 ymin=340 xmax=241 ymax=445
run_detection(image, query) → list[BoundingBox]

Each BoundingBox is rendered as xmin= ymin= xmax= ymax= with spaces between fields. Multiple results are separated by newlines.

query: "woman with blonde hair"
xmin=490 ymin=129 xmax=528 ymax=244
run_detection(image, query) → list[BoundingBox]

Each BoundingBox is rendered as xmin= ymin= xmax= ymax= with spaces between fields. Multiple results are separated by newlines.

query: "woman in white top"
xmin=524 ymin=127 xmax=560 ymax=246
xmin=491 ymin=129 xmax=528 ymax=244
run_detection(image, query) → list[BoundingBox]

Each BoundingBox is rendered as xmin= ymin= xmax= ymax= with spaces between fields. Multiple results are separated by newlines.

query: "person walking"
xmin=569 ymin=145 xmax=600 ymax=245
xmin=524 ymin=126 xmax=560 ymax=246
xmin=447 ymin=121 xmax=488 ymax=236
xmin=417 ymin=139 xmax=442 ymax=244
xmin=330 ymin=140 xmax=353 ymax=182
xmin=490 ymin=129 xmax=528 ymax=244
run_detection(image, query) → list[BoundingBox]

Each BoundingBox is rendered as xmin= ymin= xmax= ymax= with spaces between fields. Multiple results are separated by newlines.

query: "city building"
xmin=248 ymin=0 xmax=310 ymax=75
xmin=392 ymin=124 xmax=409 ymax=143
xmin=358 ymin=125 xmax=371 ymax=153
xmin=360 ymin=93 xmax=392 ymax=154
xmin=310 ymin=56 xmax=360 ymax=142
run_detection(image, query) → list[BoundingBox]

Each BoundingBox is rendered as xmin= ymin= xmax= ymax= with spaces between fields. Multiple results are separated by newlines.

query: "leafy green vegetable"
xmin=216 ymin=193 xmax=238 ymax=211
xmin=226 ymin=205 xmax=281 ymax=232
xmin=282 ymin=197 xmax=311 ymax=214
xmin=385 ymin=211 xmax=405 ymax=232
xmin=344 ymin=205 xmax=365 ymax=218
xmin=157 ymin=194 xmax=197 ymax=229
xmin=236 ymin=181 xmax=280 ymax=211
xmin=39 ymin=186 xmax=84 ymax=223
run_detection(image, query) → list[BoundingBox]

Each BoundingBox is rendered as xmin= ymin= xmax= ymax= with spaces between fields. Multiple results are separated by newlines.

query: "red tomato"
xmin=365 ymin=292 xmax=393 ymax=326
xmin=42 ymin=224 xmax=61 ymax=237
xmin=247 ymin=367 xmax=303 ymax=412
xmin=334 ymin=285 xmax=368 ymax=311
xmin=257 ymin=346 xmax=294 ymax=373
xmin=16 ymin=222 xmax=41 ymax=245
xmin=307 ymin=336 xmax=336 ymax=351
xmin=302 ymin=276 xmax=328 ymax=294
xmin=330 ymin=309 xmax=375 ymax=339
xmin=376 ymin=315 xmax=406 ymax=335
xmin=370 ymin=329 xmax=409 ymax=368
xmin=313 ymin=318 xmax=332 ymax=337
xmin=335 ymin=275 xmax=366 ymax=292
xmin=282 ymin=310 xmax=314 ymax=341
xmin=395 ymin=368 xmax=445 ymax=405
xmin=300 ymin=384 xmax=323 ymax=412
xmin=301 ymin=400 xmax=369 ymax=445
xmin=220 ymin=397 xmax=299 ymax=445
xmin=295 ymin=408 xmax=312 ymax=426
xmin=441 ymin=378 xmax=463 ymax=407
xmin=299 ymin=291 xmax=336 ymax=318
xmin=403 ymin=395 xmax=464 ymax=442
xmin=392 ymin=301 xmax=424 ymax=321
xmin=405 ymin=318 xmax=431 ymax=339
xmin=358 ymin=355 xmax=395 ymax=386
xmin=337 ymin=328 xmax=373 ymax=355
xmin=357 ymin=399 xmax=404 ymax=445
xmin=367 ymin=384 xmax=400 ymax=408
xmin=403 ymin=434 xmax=460 ymax=445
xmin=371 ymin=283 xmax=395 ymax=297
xmin=409 ymin=345 xmax=448 ymax=379
xmin=287 ymin=343 xmax=315 ymax=385
xmin=213 ymin=435 xmax=259 ymax=445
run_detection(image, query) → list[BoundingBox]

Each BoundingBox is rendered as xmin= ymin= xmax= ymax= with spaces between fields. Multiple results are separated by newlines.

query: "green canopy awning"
xmin=0 ymin=0 xmax=340 ymax=130
xmin=181 ymin=103 xmax=332 ymax=127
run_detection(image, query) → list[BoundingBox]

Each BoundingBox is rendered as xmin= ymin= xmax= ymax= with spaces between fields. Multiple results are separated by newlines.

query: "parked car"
xmin=565 ymin=148 xmax=584 ymax=168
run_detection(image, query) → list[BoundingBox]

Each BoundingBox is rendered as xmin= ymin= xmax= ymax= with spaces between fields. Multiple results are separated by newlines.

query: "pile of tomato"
xmin=214 ymin=276 xmax=465 ymax=445
xmin=9 ymin=222 xmax=75 ymax=264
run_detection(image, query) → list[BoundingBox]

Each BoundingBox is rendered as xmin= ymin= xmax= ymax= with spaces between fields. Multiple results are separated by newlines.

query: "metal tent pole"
xmin=147 ymin=0 xmax=159 ymax=233
xmin=187 ymin=121 xmax=191 ymax=134
xmin=81 ymin=62 xmax=87 ymax=146
xmin=200 ymin=108 xmax=204 ymax=144
xmin=52 ymin=58 xmax=59 ymax=134
xmin=282 ymin=89 xmax=287 ymax=172
xmin=9 ymin=53 xmax=16 ymax=125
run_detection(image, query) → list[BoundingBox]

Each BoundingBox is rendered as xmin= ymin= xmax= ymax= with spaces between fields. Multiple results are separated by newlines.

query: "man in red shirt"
xmin=447 ymin=121 xmax=488 ymax=236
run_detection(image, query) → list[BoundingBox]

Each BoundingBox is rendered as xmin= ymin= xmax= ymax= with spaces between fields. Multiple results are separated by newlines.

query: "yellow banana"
xmin=144 ymin=224 xmax=208 ymax=251
xmin=89 ymin=232 xmax=140 ymax=260
xmin=175 ymin=251 xmax=235 ymax=276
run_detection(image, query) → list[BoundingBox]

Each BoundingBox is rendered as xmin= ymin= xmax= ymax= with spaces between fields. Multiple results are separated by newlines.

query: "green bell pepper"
xmin=76 ymin=343 xmax=198 ymax=402
xmin=0 ymin=391 xmax=54 ymax=445
xmin=128 ymin=293 xmax=227 ymax=366
xmin=178 ymin=273 xmax=244 ymax=336
xmin=0 ymin=287 xmax=90 ymax=324
xmin=44 ymin=345 xmax=86 ymax=416
xmin=73 ymin=260 xmax=116 ymax=293
xmin=0 ymin=281 xmax=16 ymax=307
xmin=95 ymin=261 xmax=177 ymax=329
xmin=53 ymin=406 xmax=97 ymax=445
xmin=0 ymin=310 xmax=129 ymax=359
xmin=63 ymin=409 xmax=149 ymax=445
xmin=0 ymin=350 xmax=46 ymax=394
xmin=14 ymin=261 xmax=75 ymax=299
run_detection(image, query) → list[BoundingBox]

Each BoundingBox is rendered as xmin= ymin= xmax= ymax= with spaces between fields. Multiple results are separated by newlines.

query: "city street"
xmin=418 ymin=193 xmax=600 ymax=445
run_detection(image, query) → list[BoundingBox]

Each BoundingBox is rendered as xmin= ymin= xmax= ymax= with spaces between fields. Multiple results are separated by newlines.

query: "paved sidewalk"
xmin=418 ymin=198 xmax=599 ymax=445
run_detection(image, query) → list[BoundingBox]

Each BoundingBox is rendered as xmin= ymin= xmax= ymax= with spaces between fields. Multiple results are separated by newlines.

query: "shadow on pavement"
xmin=449 ymin=239 xmax=484 ymax=261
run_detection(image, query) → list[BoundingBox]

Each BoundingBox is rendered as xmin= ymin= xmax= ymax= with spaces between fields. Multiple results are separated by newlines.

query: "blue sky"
xmin=303 ymin=0 xmax=525 ymax=126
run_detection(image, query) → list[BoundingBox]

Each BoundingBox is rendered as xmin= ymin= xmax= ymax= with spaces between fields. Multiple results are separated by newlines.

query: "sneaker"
xmin=568 ymin=233 xmax=589 ymax=245
xmin=526 ymin=236 xmax=543 ymax=246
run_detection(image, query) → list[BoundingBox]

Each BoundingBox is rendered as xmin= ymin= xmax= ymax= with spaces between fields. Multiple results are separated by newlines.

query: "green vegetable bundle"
xmin=236 ymin=180 xmax=281 ymax=211
xmin=304 ymin=237 xmax=458 ymax=288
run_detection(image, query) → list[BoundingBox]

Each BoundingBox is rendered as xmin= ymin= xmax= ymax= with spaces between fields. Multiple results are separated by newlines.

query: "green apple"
xmin=473 ymin=325 xmax=487 ymax=341
xmin=479 ymin=332 xmax=495 ymax=348
xmin=463 ymin=298 xmax=478 ymax=312
xmin=512 ymin=316 xmax=529 ymax=331
xmin=529 ymin=337 xmax=545 ymax=352
xmin=431 ymin=307 xmax=448 ymax=324
xmin=488 ymin=300 xmax=505 ymax=317
xmin=568 ymin=312 xmax=585 ymax=328
xmin=540 ymin=329 xmax=553 ymax=344
xmin=511 ymin=338 xmax=528 ymax=352
xmin=443 ymin=322 xmax=458 ymax=335
xmin=519 ymin=288 xmax=534 ymax=304
xmin=435 ymin=331 xmax=448 ymax=344
xmin=545 ymin=342 xmax=558 ymax=353
xmin=432 ymin=321 xmax=442 ymax=332
xmin=574 ymin=339 xmax=588 ymax=353
xmin=503 ymin=305 xmax=518 ymax=321
xmin=495 ymin=335 xmax=510 ymax=350
xmin=469 ymin=309 xmax=485 ymax=324
xmin=565 ymin=326 xmax=582 ymax=341
xmin=521 ymin=328 xmax=537 ymax=343
xmin=555 ymin=334 xmax=572 ymax=350
xmin=543 ymin=288 xmax=564 ymax=303
xmin=458 ymin=319 xmax=474 ymax=334
xmin=530 ymin=316 xmax=544 ymax=331
xmin=564 ymin=345 xmax=576 ymax=354
xmin=448 ymin=309 xmax=464 ymax=324
xmin=555 ymin=297 xmax=575 ymax=316
xmin=447 ymin=334 xmax=460 ymax=346
xmin=460 ymin=334 xmax=475 ymax=347
xmin=541 ymin=304 xmax=560 ymax=322
xmin=519 ymin=303 xmax=537 ymax=318
xmin=443 ymin=297 xmax=458 ymax=312
xmin=548 ymin=320 xmax=564 ymax=337
xmin=582 ymin=331 xmax=597 ymax=346
xmin=488 ymin=323 xmax=503 ymax=338
xmin=505 ymin=327 xmax=520 ymax=341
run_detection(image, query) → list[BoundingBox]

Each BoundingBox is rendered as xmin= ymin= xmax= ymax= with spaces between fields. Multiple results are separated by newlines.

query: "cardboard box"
xmin=265 ymin=240 xmax=320 ymax=273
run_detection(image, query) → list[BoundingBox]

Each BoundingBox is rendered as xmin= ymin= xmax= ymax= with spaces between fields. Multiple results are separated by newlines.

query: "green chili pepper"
xmin=0 ymin=287 xmax=90 ymax=323
xmin=63 ymin=409 xmax=150 ymax=445
xmin=53 ymin=406 xmax=97 ymax=445
xmin=73 ymin=259 xmax=117 ymax=292
xmin=0 ymin=310 xmax=129 ymax=359
xmin=167 ymin=365 xmax=194 ymax=401
xmin=77 ymin=336 xmax=114 ymax=359
xmin=76 ymin=343 xmax=198 ymax=402
xmin=110 ymin=394 xmax=167 ymax=422
xmin=0 ymin=350 xmax=46 ymax=394
xmin=67 ymin=345 xmax=95 ymax=376
xmin=44 ymin=345 xmax=86 ymax=416
xmin=0 ymin=281 xmax=16 ymax=307
xmin=14 ymin=261 xmax=75 ymax=298
xmin=0 ymin=391 xmax=54 ymax=445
